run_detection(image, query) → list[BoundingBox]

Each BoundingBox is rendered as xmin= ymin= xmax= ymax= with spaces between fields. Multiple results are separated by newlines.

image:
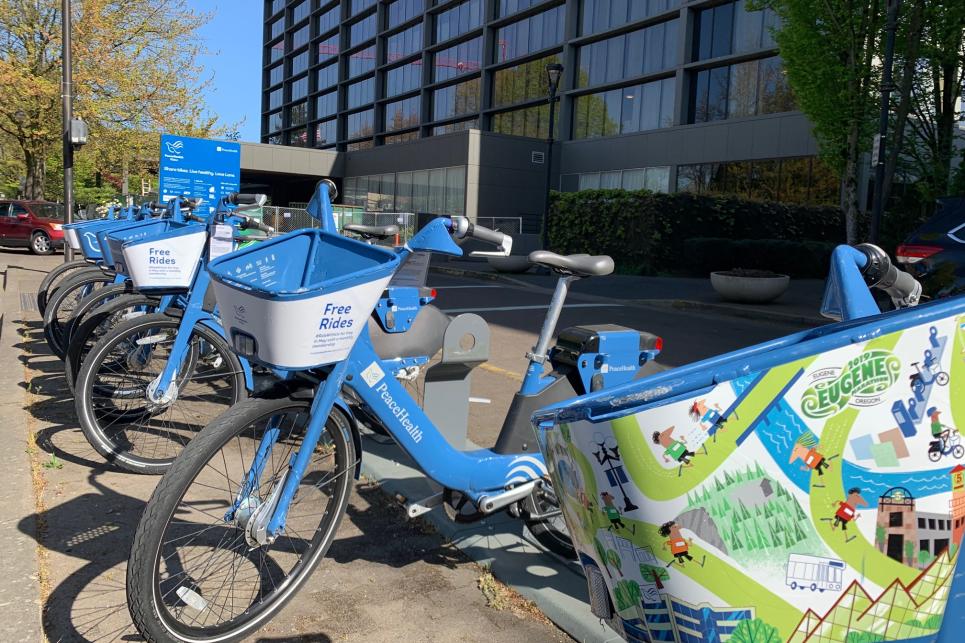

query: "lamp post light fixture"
xmin=541 ymin=62 xmax=564 ymax=250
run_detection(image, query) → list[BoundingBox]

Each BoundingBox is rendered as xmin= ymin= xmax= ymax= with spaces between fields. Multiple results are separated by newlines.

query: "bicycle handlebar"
xmin=449 ymin=216 xmax=512 ymax=256
xmin=855 ymin=243 xmax=922 ymax=308
xmin=227 ymin=193 xmax=268 ymax=207
xmin=241 ymin=216 xmax=274 ymax=234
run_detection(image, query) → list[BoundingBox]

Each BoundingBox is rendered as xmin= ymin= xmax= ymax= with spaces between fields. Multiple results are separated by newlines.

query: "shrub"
xmin=548 ymin=190 xmax=847 ymax=274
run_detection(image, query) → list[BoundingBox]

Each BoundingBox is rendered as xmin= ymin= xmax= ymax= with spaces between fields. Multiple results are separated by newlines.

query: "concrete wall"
xmin=474 ymin=131 xmax=556 ymax=234
xmin=342 ymin=132 xmax=471 ymax=176
xmin=240 ymin=141 xmax=342 ymax=177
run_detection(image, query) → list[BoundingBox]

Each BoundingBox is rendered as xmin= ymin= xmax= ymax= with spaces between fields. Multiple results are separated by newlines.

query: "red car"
xmin=0 ymin=200 xmax=66 ymax=254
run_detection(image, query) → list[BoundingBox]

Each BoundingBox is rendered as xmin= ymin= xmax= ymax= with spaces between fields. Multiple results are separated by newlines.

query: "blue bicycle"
xmin=125 ymin=214 xmax=659 ymax=641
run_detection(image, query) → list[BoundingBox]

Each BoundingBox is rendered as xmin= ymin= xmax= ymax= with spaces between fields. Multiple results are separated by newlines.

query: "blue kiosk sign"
xmin=158 ymin=134 xmax=240 ymax=214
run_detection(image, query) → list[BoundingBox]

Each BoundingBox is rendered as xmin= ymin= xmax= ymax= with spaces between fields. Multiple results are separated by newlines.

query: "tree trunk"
xmin=933 ymin=60 xmax=960 ymax=196
xmin=22 ymin=148 xmax=45 ymax=199
xmin=843 ymin=121 xmax=862 ymax=244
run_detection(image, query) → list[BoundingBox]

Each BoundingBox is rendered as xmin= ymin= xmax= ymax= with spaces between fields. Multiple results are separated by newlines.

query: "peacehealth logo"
xmin=800 ymin=349 xmax=901 ymax=419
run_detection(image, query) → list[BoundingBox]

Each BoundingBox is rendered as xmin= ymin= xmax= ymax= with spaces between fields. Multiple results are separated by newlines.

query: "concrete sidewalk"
xmin=432 ymin=257 xmax=829 ymax=327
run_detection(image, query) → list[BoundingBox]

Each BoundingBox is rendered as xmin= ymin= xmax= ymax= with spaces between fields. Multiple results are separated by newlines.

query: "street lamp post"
xmin=869 ymin=0 xmax=901 ymax=244
xmin=541 ymin=63 xmax=563 ymax=251
xmin=62 ymin=0 xmax=74 ymax=260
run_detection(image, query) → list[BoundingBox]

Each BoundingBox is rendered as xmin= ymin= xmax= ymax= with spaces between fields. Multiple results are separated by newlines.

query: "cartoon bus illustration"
xmin=785 ymin=554 xmax=846 ymax=592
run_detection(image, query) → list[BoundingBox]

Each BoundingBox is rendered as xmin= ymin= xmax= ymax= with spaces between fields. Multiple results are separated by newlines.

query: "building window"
xmin=289 ymin=101 xmax=308 ymax=127
xmin=889 ymin=512 xmax=904 ymax=528
xmin=348 ymin=46 xmax=377 ymax=78
xmin=346 ymin=140 xmax=375 ymax=151
xmin=291 ymin=0 xmax=309 ymax=25
xmin=571 ymin=167 xmax=671 ymax=193
xmin=494 ymin=5 xmax=566 ymax=64
xmin=268 ymin=87 xmax=283 ymax=110
xmin=290 ymin=75 xmax=308 ymax=101
xmin=433 ymin=36 xmax=482 ymax=82
xmin=919 ymin=518 xmax=926 ymax=529
xmin=381 ymin=166 xmax=466 ymax=215
xmin=389 ymin=0 xmax=425 ymax=28
xmin=316 ymin=118 xmax=337 ymax=146
xmin=492 ymin=103 xmax=558 ymax=138
xmin=270 ymin=16 xmax=285 ymax=40
xmin=580 ymin=0 xmax=680 ymax=36
xmin=498 ymin=0 xmax=553 ymax=18
xmin=267 ymin=133 xmax=282 ymax=145
xmin=694 ymin=0 xmax=778 ymax=61
xmin=349 ymin=13 xmax=377 ymax=47
xmin=676 ymin=157 xmax=838 ymax=205
xmin=435 ymin=0 xmax=484 ymax=44
xmin=267 ymin=110 xmax=283 ymax=133
xmin=347 ymin=77 xmax=375 ymax=108
xmin=268 ymin=41 xmax=284 ymax=63
xmin=318 ymin=62 xmax=338 ymax=91
xmin=318 ymin=4 xmax=340 ymax=35
xmin=291 ymin=24 xmax=309 ymax=50
xmin=493 ymin=53 xmax=562 ymax=108
xmin=318 ymin=34 xmax=340 ymax=63
xmin=387 ymin=23 xmax=424 ymax=63
xmin=432 ymin=78 xmax=481 ymax=121
xmin=317 ymin=91 xmax=338 ymax=120
xmin=290 ymin=51 xmax=309 ymax=76
xmin=573 ymin=77 xmax=674 ymax=139
xmin=432 ymin=118 xmax=478 ymax=135
xmin=269 ymin=64 xmax=284 ymax=87
xmin=384 ymin=131 xmax=420 ymax=145
xmin=690 ymin=55 xmax=793 ymax=123
xmin=288 ymin=126 xmax=309 ymax=147
xmin=346 ymin=108 xmax=375 ymax=140
xmin=386 ymin=62 xmax=423 ymax=97
xmin=350 ymin=0 xmax=377 ymax=17
xmin=384 ymin=95 xmax=421 ymax=132
xmin=576 ymin=20 xmax=678 ymax=88
xmin=268 ymin=0 xmax=285 ymax=17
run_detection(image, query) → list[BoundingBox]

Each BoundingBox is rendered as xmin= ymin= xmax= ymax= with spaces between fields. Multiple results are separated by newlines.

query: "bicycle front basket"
xmin=63 ymin=218 xmax=128 ymax=261
xmin=97 ymin=219 xmax=185 ymax=270
xmin=116 ymin=222 xmax=207 ymax=290
xmin=208 ymin=229 xmax=400 ymax=370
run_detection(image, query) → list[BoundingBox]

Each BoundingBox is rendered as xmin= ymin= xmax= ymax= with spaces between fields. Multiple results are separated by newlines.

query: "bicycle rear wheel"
xmin=37 ymin=259 xmax=89 ymax=315
xmin=127 ymin=395 xmax=355 ymax=643
xmin=75 ymin=313 xmax=246 ymax=473
xmin=43 ymin=268 xmax=114 ymax=359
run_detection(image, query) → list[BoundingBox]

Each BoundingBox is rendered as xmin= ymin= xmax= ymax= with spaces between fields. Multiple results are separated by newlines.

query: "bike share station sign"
xmin=148 ymin=134 xmax=242 ymax=285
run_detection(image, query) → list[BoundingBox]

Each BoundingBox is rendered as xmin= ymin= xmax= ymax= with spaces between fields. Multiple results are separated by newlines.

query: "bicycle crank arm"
xmin=477 ymin=480 xmax=540 ymax=514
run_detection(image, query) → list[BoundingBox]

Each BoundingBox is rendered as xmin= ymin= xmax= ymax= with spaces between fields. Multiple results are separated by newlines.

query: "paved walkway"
xmin=432 ymin=257 xmax=829 ymax=326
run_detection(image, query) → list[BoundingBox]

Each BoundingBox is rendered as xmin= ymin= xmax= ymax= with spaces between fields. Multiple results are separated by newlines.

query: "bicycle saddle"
xmin=344 ymin=224 xmax=399 ymax=240
xmin=528 ymin=250 xmax=614 ymax=277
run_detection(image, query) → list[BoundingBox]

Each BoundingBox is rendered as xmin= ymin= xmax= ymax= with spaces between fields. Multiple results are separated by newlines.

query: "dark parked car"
xmin=896 ymin=197 xmax=965 ymax=300
xmin=0 ymin=200 xmax=66 ymax=255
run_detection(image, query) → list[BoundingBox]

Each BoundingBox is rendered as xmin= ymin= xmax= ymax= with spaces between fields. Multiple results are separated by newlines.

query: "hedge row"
xmin=547 ymin=190 xmax=847 ymax=275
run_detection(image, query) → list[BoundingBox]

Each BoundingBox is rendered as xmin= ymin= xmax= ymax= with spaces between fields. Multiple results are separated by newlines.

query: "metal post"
xmin=61 ymin=0 xmax=74 ymax=260
xmin=542 ymin=63 xmax=563 ymax=251
xmin=869 ymin=0 xmax=901 ymax=245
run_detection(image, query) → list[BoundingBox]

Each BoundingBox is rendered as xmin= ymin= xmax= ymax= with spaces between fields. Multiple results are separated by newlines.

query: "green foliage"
xmin=613 ymin=579 xmax=641 ymax=611
xmin=844 ymin=631 xmax=885 ymax=643
xmin=728 ymin=617 xmax=782 ymax=643
xmin=639 ymin=564 xmax=669 ymax=584
xmin=548 ymin=190 xmax=846 ymax=275
xmin=606 ymin=549 xmax=622 ymax=571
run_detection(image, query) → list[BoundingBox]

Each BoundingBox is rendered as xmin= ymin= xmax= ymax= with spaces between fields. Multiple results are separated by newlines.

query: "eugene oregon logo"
xmin=800 ymin=349 xmax=902 ymax=419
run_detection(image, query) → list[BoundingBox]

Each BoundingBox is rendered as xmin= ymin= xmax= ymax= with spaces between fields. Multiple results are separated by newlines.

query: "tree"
xmin=639 ymin=564 xmax=670 ymax=589
xmin=0 ymin=0 xmax=220 ymax=199
xmin=762 ymin=0 xmax=884 ymax=242
xmin=729 ymin=618 xmax=782 ymax=643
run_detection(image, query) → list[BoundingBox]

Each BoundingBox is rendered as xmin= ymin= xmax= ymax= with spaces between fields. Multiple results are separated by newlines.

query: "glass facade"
xmin=676 ymin=157 xmax=838 ymax=204
xmin=261 ymin=0 xmax=813 ymax=206
xmin=343 ymin=166 xmax=467 ymax=215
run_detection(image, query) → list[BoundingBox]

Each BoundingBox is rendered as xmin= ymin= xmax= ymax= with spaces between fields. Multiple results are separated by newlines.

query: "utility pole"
xmin=869 ymin=0 xmax=901 ymax=245
xmin=61 ymin=0 xmax=74 ymax=260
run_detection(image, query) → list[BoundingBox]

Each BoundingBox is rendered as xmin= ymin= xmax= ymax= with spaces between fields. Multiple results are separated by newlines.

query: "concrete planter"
xmin=487 ymin=255 xmax=532 ymax=273
xmin=710 ymin=271 xmax=790 ymax=304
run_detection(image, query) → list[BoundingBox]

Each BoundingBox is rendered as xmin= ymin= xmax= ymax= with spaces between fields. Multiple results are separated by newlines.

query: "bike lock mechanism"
xmin=855 ymin=243 xmax=922 ymax=309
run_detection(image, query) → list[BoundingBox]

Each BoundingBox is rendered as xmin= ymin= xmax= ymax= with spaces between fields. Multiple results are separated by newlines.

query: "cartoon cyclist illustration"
xmin=660 ymin=521 xmax=704 ymax=567
xmin=929 ymin=407 xmax=952 ymax=447
xmin=789 ymin=434 xmax=831 ymax=476
xmin=653 ymin=427 xmax=696 ymax=466
xmin=831 ymin=488 xmax=869 ymax=534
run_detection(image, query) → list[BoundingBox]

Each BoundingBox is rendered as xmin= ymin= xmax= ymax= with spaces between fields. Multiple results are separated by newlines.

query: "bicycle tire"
xmin=75 ymin=313 xmax=246 ymax=474
xmin=63 ymin=281 xmax=139 ymax=348
xmin=522 ymin=484 xmax=576 ymax=559
xmin=42 ymin=267 xmax=114 ymax=359
xmin=37 ymin=259 xmax=89 ymax=316
xmin=64 ymin=293 xmax=160 ymax=391
xmin=127 ymin=394 xmax=355 ymax=642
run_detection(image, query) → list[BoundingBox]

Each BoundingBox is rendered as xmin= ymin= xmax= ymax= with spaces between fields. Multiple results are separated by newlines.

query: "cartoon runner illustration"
xmin=593 ymin=433 xmax=639 ymax=512
xmin=789 ymin=433 xmax=832 ymax=477
xmin=600 ymin=491 xmax=635 ymax=534
xmin=652 ymin=427 xmax=696 ymax=467
xmin=659 ymin=521 xmax=705 ymax=567
xmin=831 ymin=488 xmax=868 ymax=541
xmin=689 ymin=399 xmax=728 ymax=438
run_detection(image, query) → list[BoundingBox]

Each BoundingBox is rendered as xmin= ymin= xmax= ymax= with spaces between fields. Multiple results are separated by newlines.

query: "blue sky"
xmin=192 ymin=0 xmax=263 ymax=141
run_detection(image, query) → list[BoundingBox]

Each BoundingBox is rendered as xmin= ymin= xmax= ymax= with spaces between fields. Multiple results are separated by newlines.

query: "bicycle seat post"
xmin=528 ymin=274 xmax=578 ymax=364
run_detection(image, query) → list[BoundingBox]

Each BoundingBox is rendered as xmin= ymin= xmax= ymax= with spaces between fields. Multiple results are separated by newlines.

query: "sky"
xmin=192 ymin=0 xmax=263 ymax=141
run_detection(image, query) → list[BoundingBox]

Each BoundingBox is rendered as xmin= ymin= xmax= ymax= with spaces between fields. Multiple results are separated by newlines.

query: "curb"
xmin=357 ymin=434 xmax=620 ymax=643
xmin=430 ymin=265 xmax=825 ymax=327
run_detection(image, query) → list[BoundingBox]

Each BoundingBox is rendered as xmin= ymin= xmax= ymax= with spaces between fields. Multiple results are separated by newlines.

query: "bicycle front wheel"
xmin=127 ymin=395 xmax=356 ymax=643
xmin=43 ymin=267 xmax=114 ymax=359
xmin=75 ymin=313 xmax=246 ymax=473
xmin=37 ymin=259 xmax=89 ymax=315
